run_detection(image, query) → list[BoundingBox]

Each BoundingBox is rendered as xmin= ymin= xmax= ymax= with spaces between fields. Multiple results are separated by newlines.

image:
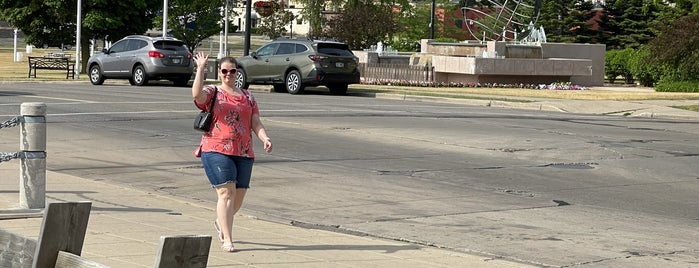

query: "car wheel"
xmin=89 ymin=65 xmax=105 ymax=85
xmin=285 ymin=70 xmax=304 ymax=94
xmin=328 ymin=84 xmax=348 ymax=95
xmin=131 ymin=65 xmax=149 ymax=86
xmin=172 ymin=76 xmax=190 ymax=87
xmin=234 ymin=68 xmax=249 ymax=89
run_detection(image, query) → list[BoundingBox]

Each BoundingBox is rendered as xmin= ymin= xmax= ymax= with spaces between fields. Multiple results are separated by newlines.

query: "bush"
xmin=654 ymin=79 xmax=699 ymax=92
xmin=605 ymin=49 xmax=634 ymax=84
xmin=628 ymin=46 xmax=662 ymax=87
xmin=387 ymin=38 xmax=420 ymax=52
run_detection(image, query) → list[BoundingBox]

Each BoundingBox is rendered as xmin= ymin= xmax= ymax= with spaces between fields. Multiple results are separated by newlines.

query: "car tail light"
xmin=186 ymin=53 xmax=193 ymax=59
xmin=148 ymin=51 xmax=165 ymax=58
xmin=308 ymin=55 xmax=327 ymax=62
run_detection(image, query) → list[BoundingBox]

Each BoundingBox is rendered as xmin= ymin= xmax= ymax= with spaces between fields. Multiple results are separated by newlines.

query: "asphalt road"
xmin=1 ymin=82 xmax=699 ymax=267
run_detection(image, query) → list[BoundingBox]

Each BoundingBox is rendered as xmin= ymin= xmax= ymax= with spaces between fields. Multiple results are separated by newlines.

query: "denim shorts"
xmin=201 ymin=152 xmax=254 ymax=188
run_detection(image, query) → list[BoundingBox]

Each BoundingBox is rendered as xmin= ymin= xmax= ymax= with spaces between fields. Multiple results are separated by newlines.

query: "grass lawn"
xmin=350 ymin=84 xmax=699 ymax=101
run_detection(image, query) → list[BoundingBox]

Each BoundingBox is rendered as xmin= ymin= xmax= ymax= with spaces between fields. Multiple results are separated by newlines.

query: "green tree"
xmin=321 ymin=2 xmax=397 ymax=49
xmin=648 ymin=13 xmax=699 ymax=82
xmin=256 ymin=1 xmax=295 ymax=39
xmin=1 ymin=0 xmax=161 ymax=72
xmin=603 ymin=0 xmax=664 ymax=49
xmin=536 ymin=0 xmax=569 ymax=42
xmin=296 ymin=0 xmax=410 ymax=38
xmin=298 ymin=0 xmax=334 ymax=37
xmin=537 ymin=0 xmax=607 ymax=44
xmin=390 ymin=0 xmax=466 ymax=50
xmin=152 ymin=0 xmax=224 ymax=53
xmin=391 ymin=1 xmax=428 ymax=51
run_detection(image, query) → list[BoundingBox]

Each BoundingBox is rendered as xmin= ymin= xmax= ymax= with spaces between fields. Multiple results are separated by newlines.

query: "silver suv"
xmin=234 ymin=37 xmax=360 ymax=95
xmin=87 ymin=35 xmax=194 ymax=86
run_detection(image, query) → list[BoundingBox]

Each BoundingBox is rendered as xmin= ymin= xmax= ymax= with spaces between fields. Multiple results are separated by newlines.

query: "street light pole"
xmin=224 ymin=0 xmax=229 ymax=56
xmin=429 ymin=0 xmax=436 ymax=39
xmin=75 ymin=0 xmax=81 ymax=79
xmin=243 ymin=0 xmax=252 ymax=55
xmin=163 ymin=0 xmax=168 ymax=38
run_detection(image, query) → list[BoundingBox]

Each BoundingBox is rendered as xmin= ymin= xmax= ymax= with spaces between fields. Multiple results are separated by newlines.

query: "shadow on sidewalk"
xmin=234 ymin=241 xmax=421 ymax=253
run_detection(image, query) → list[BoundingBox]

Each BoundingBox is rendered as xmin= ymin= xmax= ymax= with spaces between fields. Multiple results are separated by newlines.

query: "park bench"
xmin=27 ymin=56 xmax=75 ymax=79
xmin=0 ymin=202 xmax=211 ymax=268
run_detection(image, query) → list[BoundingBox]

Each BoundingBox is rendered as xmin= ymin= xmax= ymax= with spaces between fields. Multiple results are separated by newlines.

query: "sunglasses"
xmin=220 ymin=68 xmax=237 ymax=75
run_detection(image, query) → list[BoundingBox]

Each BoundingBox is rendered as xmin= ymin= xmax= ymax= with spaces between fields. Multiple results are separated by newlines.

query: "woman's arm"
xmin=251 ymin=114 xmax=272 ymax=153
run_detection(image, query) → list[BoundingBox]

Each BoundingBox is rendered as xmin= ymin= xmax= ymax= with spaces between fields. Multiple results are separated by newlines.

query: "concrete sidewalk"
xmin=385 ymin=96 xmax=699 ymax=121
xmin=0 ymin=161 xmax=535 ymax=268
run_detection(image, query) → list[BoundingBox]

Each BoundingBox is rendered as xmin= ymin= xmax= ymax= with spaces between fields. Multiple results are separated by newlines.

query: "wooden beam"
xmin=154 ymin=235 xmax=211 ymax=268
xmin=32 ymin=202 xmax=92 ymax=268
xmin=54 ymin=251 xmax=110 ymax=268
xmin=0 ymin=228 xmax=37 ymax=268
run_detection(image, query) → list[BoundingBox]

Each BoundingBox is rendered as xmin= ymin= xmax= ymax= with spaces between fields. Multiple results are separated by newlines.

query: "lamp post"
xmin=163 ymin=0 xmax=168 ymax=38
xmin=75 ymin=0 xmax=82 ymax=79
xmin=243 ymin=0 xmax=252 ymax=55
xmin=429 ymin=0 xmax=436 ymax=39
xmin=224 ymin=0 xmax=229 ymax=56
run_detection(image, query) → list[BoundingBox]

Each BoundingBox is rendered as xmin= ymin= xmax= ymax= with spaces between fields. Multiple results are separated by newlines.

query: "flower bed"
xmin=360 ymin=79 xmax=589 ymax=90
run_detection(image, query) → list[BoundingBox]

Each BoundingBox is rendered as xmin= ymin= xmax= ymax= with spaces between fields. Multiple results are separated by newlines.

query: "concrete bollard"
xmin=19 ymin=102 xmax=47 ymax=209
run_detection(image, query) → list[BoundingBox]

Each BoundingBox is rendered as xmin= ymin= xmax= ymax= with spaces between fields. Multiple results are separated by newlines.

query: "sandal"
xmin=214 ymin=219 xmax=224 ymax=242
xmin=221 ymin=243 xmax=235 ymax=252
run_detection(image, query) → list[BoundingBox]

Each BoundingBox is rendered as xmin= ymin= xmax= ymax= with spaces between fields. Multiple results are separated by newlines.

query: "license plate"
xmin=335 ymin=62 xmax=344 ymax=68
xmin=172 ymin=58 xmax=181 ymax=64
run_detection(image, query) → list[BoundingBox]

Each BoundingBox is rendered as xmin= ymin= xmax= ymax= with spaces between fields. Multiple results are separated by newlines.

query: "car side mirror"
xmin=102 ymin=48 xmax=109 ymax=54
xmin=250 ymin=51 xmax=258 ymax=58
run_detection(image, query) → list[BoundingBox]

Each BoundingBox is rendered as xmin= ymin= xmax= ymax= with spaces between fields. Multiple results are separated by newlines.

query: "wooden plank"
xmin=153 ymin=235 xmax=211 ymax=268
xmin=33 ymin=202 xmax=92 ymax=268
xmin=54 ymin=251 xmax=110 ymax=268
xmin=0 ymin=229 xmax=37 ymax=268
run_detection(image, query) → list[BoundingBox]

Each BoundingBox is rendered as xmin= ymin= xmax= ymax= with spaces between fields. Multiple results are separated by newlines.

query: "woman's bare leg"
xmin=215 ymin=183 xmax=236 ymax=245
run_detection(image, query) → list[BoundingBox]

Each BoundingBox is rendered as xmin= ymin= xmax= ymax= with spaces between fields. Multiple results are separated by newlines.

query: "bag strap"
xmin=241 ymin=88 xmax=253 ymax=106
xmin=207 ymin=86 xmax=218 ymax=112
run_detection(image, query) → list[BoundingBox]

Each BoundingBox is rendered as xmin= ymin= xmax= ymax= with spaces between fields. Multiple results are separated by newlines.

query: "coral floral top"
xmin=195 ymin=85 xmax=259 ymax=158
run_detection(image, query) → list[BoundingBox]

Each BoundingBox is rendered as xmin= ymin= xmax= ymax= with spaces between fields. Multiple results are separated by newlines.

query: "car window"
xmin=126 ymin=39 xmax=147 ymax=51
xmin=296 ymin=44 xmax=308 ymax=53
xmin=256 ymin=43 xmax=279 ymax=57
xmin=108 ymin=40 xmax=129 ymax=53
xmin=317 ymin=43 xmax=354 ymax=56
xmin=153 ymin=41 xmax=188 ymax=51
xmin=276 ymin=43 xmax=295 ymax=55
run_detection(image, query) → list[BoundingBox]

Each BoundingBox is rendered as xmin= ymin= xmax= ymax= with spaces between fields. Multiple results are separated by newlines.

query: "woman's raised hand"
xmin=193 ymin=52 xmax=209 ymax=68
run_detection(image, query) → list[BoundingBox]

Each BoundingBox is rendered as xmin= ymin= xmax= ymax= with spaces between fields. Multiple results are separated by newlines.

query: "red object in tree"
xmin=254 ymin=1 xmax=277 ymax=17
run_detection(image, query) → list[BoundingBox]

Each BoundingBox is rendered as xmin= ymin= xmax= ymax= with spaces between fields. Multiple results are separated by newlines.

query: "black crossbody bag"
xmin=193 ymin=87 xmax=218 ymax=132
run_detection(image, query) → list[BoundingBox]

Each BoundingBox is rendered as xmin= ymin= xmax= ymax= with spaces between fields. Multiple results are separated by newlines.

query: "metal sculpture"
xmin=462 ymin=0 xmax=544 ymax=43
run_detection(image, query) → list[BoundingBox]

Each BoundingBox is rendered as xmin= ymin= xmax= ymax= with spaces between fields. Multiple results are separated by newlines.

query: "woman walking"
xmin=191 ymin=52 xmax=273 ymax=252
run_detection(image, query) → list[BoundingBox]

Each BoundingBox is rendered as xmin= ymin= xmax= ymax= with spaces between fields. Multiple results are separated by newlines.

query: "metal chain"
xmin=0 ymin=116 xmax=22 ymax=129
xmin=2 ymin=116 xmax=24 ymax=162
xmin=0 ymin=152 xmax=21 ymax=163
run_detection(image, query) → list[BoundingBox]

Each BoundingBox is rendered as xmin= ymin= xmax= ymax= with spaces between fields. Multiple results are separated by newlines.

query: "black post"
xmin=244 ymin=0 xmax=252 ymax=56
xmin=430 ymin=0 xmax=436 ymax=39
